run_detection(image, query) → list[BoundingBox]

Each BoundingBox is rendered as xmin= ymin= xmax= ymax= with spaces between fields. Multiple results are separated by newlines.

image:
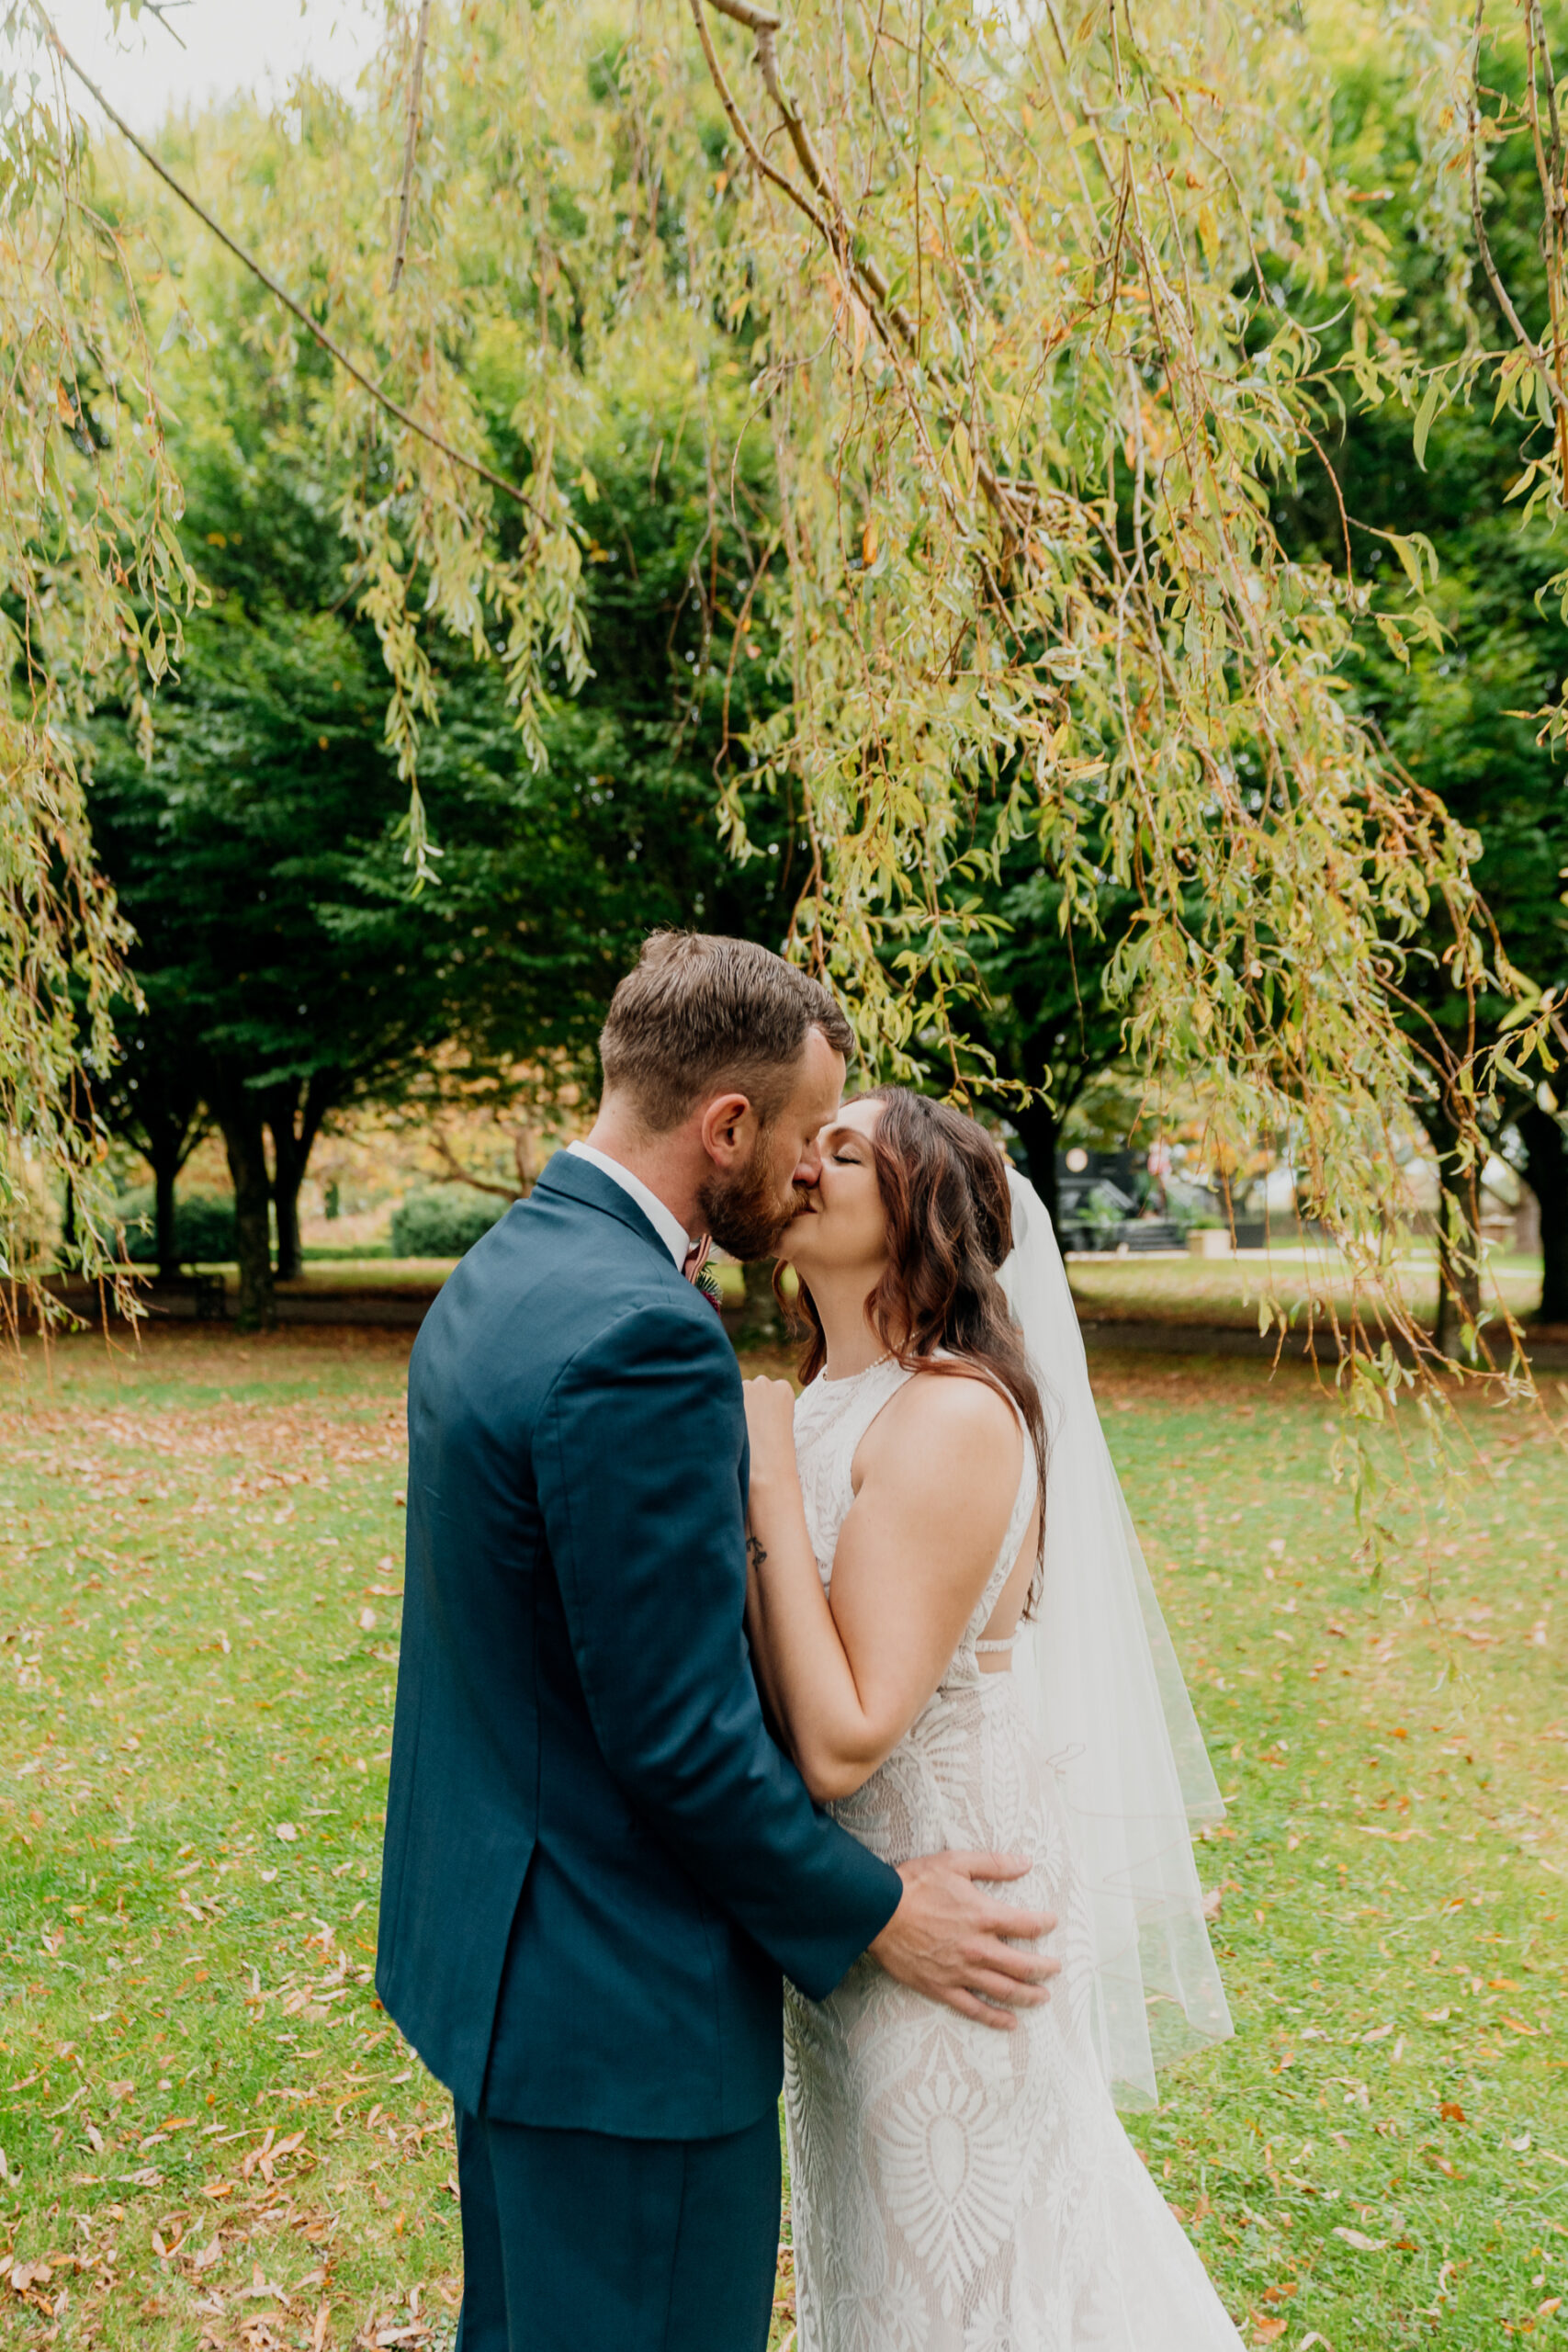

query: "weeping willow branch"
xmin=389 ymin=0 xmax=432 ymax=296
xmin=32 ymin=5 xmax=546 ymax=519
xmin=1464 ymin=0 xmax=1568 ymax=418
xmin=684 ymin=0 xmax=1540 ymax=1476
xmin=0 ymin=0 xmax=1549 ymax=1462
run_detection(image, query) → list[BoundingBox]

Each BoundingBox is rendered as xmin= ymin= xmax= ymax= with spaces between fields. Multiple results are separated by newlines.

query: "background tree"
xmin=8 ymin=0 xmax=1556 ymax=1418
xmin=86 ymin=300 xmax=797 ymax=1325
xmin=92 ymin=992 xmax=209 ymax=1282
xmin=963 ymin=860 xmax=1141 ymax=1225
xmin=1278 ymin=39 xmax=1568 ymax=1338
xmin=89 ymin=600 xmax=450 ymax=1325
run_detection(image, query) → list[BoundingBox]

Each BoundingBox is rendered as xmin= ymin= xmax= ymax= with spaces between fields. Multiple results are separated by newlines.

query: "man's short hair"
xmin=598 ymin=933 xmax=854 ymax=1132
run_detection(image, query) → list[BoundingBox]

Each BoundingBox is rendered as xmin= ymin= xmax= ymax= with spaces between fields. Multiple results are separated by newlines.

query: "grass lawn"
xmin=1067 ymin=1247 xmax=1551 ymax=1335
xmin=1 ymin=1328 xmax=1564 ymax=2350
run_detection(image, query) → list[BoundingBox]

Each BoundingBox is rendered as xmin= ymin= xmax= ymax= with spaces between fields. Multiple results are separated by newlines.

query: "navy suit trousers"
xmin=452 ymin=2101 xmax=781 ymax=2352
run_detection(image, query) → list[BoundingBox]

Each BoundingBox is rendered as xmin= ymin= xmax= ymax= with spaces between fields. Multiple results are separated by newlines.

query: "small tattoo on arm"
xmin=747 ymin=1534 xmax=768 ymax=1572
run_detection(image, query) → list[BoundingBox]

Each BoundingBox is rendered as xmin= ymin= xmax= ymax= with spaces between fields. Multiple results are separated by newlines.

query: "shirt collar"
xmin=567 ymin=1140 xmax=690 ymax=1270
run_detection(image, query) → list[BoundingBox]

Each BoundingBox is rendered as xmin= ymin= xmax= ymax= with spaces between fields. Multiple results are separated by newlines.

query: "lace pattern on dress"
xmin=782 ymin=1359 xmax=1246 ymax=2352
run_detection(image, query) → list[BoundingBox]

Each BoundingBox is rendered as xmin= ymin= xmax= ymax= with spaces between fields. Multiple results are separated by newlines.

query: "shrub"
xmin=117 ymin=1187 xmax=239 ymax=1266
xmin=389 ymin=1188 xmax=510 ymax=1259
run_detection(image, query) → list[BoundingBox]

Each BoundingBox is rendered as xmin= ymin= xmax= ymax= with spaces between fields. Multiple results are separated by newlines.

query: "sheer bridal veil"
xmin=998 ymin=1166 xmax=1233 ymax=2109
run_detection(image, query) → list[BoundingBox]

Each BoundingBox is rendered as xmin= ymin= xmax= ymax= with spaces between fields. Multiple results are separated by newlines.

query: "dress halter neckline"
xmin=818 ymin=1349 xmax=897 ymax=1388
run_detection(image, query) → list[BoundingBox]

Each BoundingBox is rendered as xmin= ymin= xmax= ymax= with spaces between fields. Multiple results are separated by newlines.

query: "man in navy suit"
xmin=378 ymin=933 xmax=1055 ymax=2352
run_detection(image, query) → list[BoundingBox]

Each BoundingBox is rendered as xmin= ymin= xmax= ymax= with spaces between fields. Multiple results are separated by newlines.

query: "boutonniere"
xmin=682 ymin=1233 xmax=723 ymax=1311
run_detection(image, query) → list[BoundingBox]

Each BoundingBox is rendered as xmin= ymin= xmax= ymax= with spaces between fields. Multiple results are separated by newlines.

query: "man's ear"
xmin=698 ymin=1091 xmax=756 ymax=1165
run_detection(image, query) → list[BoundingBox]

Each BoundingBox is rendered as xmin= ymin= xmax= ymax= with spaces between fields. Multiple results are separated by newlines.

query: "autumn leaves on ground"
xmin=2 ymin=1327 xmax=1565 ymax=2351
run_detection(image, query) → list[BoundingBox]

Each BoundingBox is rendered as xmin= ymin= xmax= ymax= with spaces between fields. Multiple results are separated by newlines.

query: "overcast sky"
xmin=35 ymin=0 xmax=379 ymax=135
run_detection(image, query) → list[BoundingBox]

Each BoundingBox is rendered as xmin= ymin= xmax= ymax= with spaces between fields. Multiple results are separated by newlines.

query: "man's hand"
xmin=868 ymin=1850 xmax=1058 ymax=2030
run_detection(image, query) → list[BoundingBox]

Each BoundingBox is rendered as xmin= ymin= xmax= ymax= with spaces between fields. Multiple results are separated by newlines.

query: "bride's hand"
xmin=742 ymin=1376 xmax=798 ymax=1498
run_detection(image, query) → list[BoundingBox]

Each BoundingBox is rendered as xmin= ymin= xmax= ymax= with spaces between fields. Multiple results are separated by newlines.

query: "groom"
xmin=377 ymin=932 xmax=1056 ymax=2352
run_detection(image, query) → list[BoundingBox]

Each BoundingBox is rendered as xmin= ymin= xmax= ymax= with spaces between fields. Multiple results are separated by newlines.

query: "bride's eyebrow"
xmin=821 ymin=1125 xmax=864 ymax=1151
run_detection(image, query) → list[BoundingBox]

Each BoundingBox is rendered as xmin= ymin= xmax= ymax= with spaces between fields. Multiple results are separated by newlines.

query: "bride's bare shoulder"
xmin=866 ymin=1363 xmax=1020 ymax=1477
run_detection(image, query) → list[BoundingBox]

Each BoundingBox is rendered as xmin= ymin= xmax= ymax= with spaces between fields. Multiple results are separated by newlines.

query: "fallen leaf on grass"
xmin=274 ymin=1822 xmax=299 ymax=1843
xmin=1250 ymin=2320 xmax=1287 ymax=2343
xmin=1439 ymin=2101 xmax=1465 ymax=2122
xmin=1333 ymin=2226 xmax=1389 ymax=2251
xmin=241 ymin=2128 xmax=306 ymax=2184
xmin=189 ymin=2238 xmax=222 ymax=2273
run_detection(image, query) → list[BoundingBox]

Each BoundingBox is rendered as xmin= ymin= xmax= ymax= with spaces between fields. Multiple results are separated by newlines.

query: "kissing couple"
xmin=377 ymin=932 xmax=1244 ymax=2351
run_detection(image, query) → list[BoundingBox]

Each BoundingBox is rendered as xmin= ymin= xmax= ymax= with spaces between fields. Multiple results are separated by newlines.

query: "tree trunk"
xmin=125 ymin=1082 xmax=209 ymax=1282
xmin=1008 ymin=1095 xmax=1062 ymax=1227
xmin=1424 ymin=1099 xmax=1483 ymax=1357
xmin=153 ymin=1153 xmax=179 ymax=1280
xmin=265 ymin=1076 xmax=332 ymax=1283
xmin=212 ymin=1076 xmax=275 ymax=1330
xmin=1517 ymin=1098 xmax=1568 ymax=1327
xmin=273 ymin=1161 xmax=303 ymax=1283
xmin=736 ymin=1254 xmax=786 ymax=1350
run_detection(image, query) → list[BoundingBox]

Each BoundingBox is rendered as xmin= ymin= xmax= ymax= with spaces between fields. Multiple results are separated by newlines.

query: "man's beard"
xmin=697 ymin=1144 xmax=807 ymax=1261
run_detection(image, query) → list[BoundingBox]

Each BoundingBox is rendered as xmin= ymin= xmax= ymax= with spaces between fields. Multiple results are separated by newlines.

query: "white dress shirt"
xmin=567 ymin=1140 xmax=690 ymax=1270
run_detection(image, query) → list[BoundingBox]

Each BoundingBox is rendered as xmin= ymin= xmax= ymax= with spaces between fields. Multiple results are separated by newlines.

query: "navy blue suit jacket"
xmin=376 ymin=1149 xmax=902 ymax=2137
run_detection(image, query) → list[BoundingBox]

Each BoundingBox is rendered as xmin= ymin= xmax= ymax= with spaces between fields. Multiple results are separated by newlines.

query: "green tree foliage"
xmin=1278 ymin=40 xmax=1568 ymax=1330
xmin=962 ymin=859 xmax=1141 ymax=1225
xmin=86 ymin=299 xmax=795 ymax=1325
xmin=90 ymin=599 xmax=447 ymax=1321
xmin=6 ymin=0 xmax=1562 ymax=1419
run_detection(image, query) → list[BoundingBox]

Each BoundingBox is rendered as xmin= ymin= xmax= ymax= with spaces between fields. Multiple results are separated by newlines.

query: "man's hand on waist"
xmin=867 ymin=1849 xmax=1058 ymax=2030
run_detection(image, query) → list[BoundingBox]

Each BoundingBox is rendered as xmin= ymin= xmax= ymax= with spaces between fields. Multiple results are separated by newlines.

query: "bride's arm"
xmin=742 ymin=1374 xmax=1023 ymax=1804
xmin=743 ymin=1521 xmax=791 ymax=1736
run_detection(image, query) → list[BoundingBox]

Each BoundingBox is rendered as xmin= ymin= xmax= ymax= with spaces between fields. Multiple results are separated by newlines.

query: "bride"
xmin=741 ymin=1088 xmax=1245 ymax=2352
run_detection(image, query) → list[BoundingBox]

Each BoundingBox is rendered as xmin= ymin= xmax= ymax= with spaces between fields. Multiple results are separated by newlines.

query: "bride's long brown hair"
xmin=788 ymin=1087 xmax=1049 ymax=1589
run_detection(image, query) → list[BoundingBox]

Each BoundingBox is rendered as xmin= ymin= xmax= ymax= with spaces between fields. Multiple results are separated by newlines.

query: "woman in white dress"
xmin=741 ymin=1088 xmax=1245 ymax=2352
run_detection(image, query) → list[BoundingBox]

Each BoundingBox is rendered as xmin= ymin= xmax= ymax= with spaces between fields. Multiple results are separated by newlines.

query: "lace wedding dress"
xmin=784 ymin=1358 xmax=1245 ymax=2352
